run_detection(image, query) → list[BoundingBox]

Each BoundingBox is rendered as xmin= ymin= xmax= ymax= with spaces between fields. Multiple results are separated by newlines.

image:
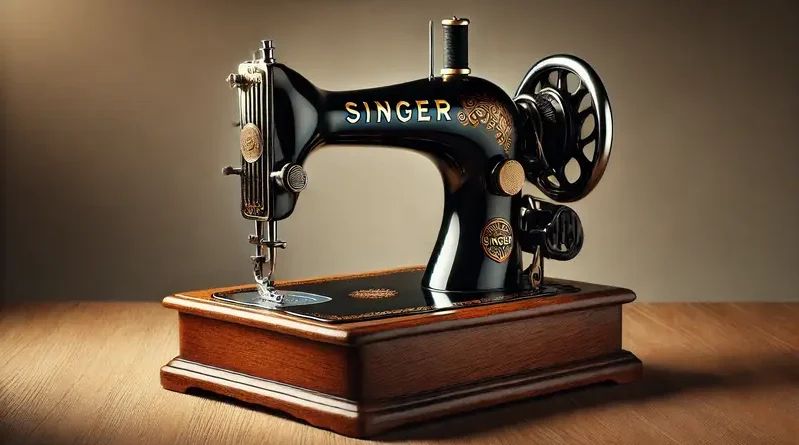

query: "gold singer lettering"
xmin=397 ymin=101 xmax=412 ymax=123
xmin=485 ymin=235 xmax=512 ymax=246
xmin=345 ymin=100 xmax=451 ymax=124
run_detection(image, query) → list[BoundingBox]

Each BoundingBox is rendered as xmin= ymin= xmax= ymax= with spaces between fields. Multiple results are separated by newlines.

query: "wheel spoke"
xmin=555 ymin=167 xmax=568 ymax=188
xmin=539 ymin=169 xmax=559 ymax=188
xmin=540 ymin=72 xmax=552 ymax=88
xmin=578 ymin=108 xmax=594 ymax=123
xmin=557 ymin=70 xmax=567 ymax=91
xmin=576 ymin=152 xmax=592 ymax=168
xmin=580 ymin=131 xmax=597 ymax=146
xmin=571 ymin=87 xmax=589 ymax=105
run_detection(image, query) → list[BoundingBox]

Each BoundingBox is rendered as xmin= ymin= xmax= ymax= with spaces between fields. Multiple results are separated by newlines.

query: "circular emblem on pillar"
xmin=481 ymin=218 xmax=513 ymax=263
xmin=240 ymin=123 xmax=263 ymax=163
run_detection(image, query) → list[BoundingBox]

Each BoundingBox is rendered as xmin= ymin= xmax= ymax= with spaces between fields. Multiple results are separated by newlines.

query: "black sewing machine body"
xmin=270 ymin=67 xmax=526 ymax=292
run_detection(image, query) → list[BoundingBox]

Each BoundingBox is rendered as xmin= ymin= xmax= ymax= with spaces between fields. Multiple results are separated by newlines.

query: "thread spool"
xmin=441 ymin=17 xmax=470 ymax=77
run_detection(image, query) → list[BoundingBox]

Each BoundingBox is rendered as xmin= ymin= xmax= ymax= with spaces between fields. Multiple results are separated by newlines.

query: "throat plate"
xmin=212 ymin=290 xmax=331 ymax=310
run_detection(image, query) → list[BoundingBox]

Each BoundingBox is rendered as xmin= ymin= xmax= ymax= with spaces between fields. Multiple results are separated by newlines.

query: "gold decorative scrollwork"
xmin=348 ymin=288 xmax=398 ymax=299
xmin=457 ymin=95 xmax=513 ymax=153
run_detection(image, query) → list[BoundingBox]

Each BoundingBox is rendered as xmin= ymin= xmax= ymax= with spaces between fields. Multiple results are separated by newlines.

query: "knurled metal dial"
xmin=275 ymin=163 xmax=307 ymax=193
xmin=494 ymin=159 xmax=525 ymax=196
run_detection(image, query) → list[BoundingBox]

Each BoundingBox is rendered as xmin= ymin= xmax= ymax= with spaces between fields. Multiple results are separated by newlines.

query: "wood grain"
xmin=178 ymin=313 xmax=356 ymax=398
xmin=358 ymin=306 xmax=624 ymax=399
xmin=161 ymin=352 xmax=641 ymax=437
xmin=2 ymin=303 xmax=798 ymax=444
xmin=163 ymin=276 xmax=635 ymax=345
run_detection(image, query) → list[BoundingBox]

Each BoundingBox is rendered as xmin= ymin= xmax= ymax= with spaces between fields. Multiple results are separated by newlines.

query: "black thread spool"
xmin=441 ymin=17 xmax=470 ymax=77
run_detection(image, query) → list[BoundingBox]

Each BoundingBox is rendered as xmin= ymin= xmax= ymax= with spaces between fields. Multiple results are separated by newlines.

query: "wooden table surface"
xmin=1 ymin=302 xmax=797 ymax=445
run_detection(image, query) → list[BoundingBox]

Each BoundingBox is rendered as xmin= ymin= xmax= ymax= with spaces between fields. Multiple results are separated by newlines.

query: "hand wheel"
xmin=514 ymin=55 xmax=613 ymax=202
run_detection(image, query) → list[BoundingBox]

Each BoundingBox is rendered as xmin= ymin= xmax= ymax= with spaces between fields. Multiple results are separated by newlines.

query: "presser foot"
xmin=256 ymin=281 xmax=283 ymax=303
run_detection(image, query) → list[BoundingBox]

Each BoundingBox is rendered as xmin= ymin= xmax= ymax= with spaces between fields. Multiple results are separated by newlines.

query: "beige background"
xmin=2 ymin=0 xmax=797 ymax=302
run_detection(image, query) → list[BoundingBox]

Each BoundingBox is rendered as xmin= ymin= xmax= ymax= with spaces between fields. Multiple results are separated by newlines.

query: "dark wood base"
xmin=160 ymin=267 xmax=642 ymax=437
xmin=161 ymin=352 xmax=640 ymax=437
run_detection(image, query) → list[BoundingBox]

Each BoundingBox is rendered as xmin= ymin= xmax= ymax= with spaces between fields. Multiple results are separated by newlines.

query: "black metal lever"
xmin=518 ymin=195 xmax=583 ymax=261
xmin=222 ymin=166 xmax=243 ymax=176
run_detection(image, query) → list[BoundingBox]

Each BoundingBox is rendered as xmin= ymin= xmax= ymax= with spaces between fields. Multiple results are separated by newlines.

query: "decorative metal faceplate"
xmin=236 ymin=62 xmax=271 ymax=220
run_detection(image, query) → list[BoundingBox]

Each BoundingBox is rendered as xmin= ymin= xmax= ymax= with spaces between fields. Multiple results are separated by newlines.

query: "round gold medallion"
xmin=481 ymin=218 xmax=513 ymax=263
xmin=349 ymin=288 xmax=398 ymax=299
xmin=240 ymin=123 xmax=263 ymax=163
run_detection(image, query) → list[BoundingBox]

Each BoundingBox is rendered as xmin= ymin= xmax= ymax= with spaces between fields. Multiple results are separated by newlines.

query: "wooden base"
xmin=160 ymin=267 xmax=642 ymax=437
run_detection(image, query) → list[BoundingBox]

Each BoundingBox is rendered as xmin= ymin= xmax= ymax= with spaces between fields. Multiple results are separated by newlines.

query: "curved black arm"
xmin=269 ymin=64 xmax=529 ymax=292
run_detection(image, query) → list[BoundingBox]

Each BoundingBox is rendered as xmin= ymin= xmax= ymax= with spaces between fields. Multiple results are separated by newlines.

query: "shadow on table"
xmin=181 ymin=352 xmax=799 ymax=441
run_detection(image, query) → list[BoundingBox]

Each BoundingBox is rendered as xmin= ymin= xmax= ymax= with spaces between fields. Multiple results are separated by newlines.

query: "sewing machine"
xmin=161 ymin=17 xmax=641 ymax=437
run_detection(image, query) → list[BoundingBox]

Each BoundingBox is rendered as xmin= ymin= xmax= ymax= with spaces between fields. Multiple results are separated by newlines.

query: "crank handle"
xmin=518 ymin=195 xmax=584 ymax=261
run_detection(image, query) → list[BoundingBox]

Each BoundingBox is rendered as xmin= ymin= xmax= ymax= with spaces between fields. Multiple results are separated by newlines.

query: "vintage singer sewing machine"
xmin=161 ymin=17 xmax=641 ymax=437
